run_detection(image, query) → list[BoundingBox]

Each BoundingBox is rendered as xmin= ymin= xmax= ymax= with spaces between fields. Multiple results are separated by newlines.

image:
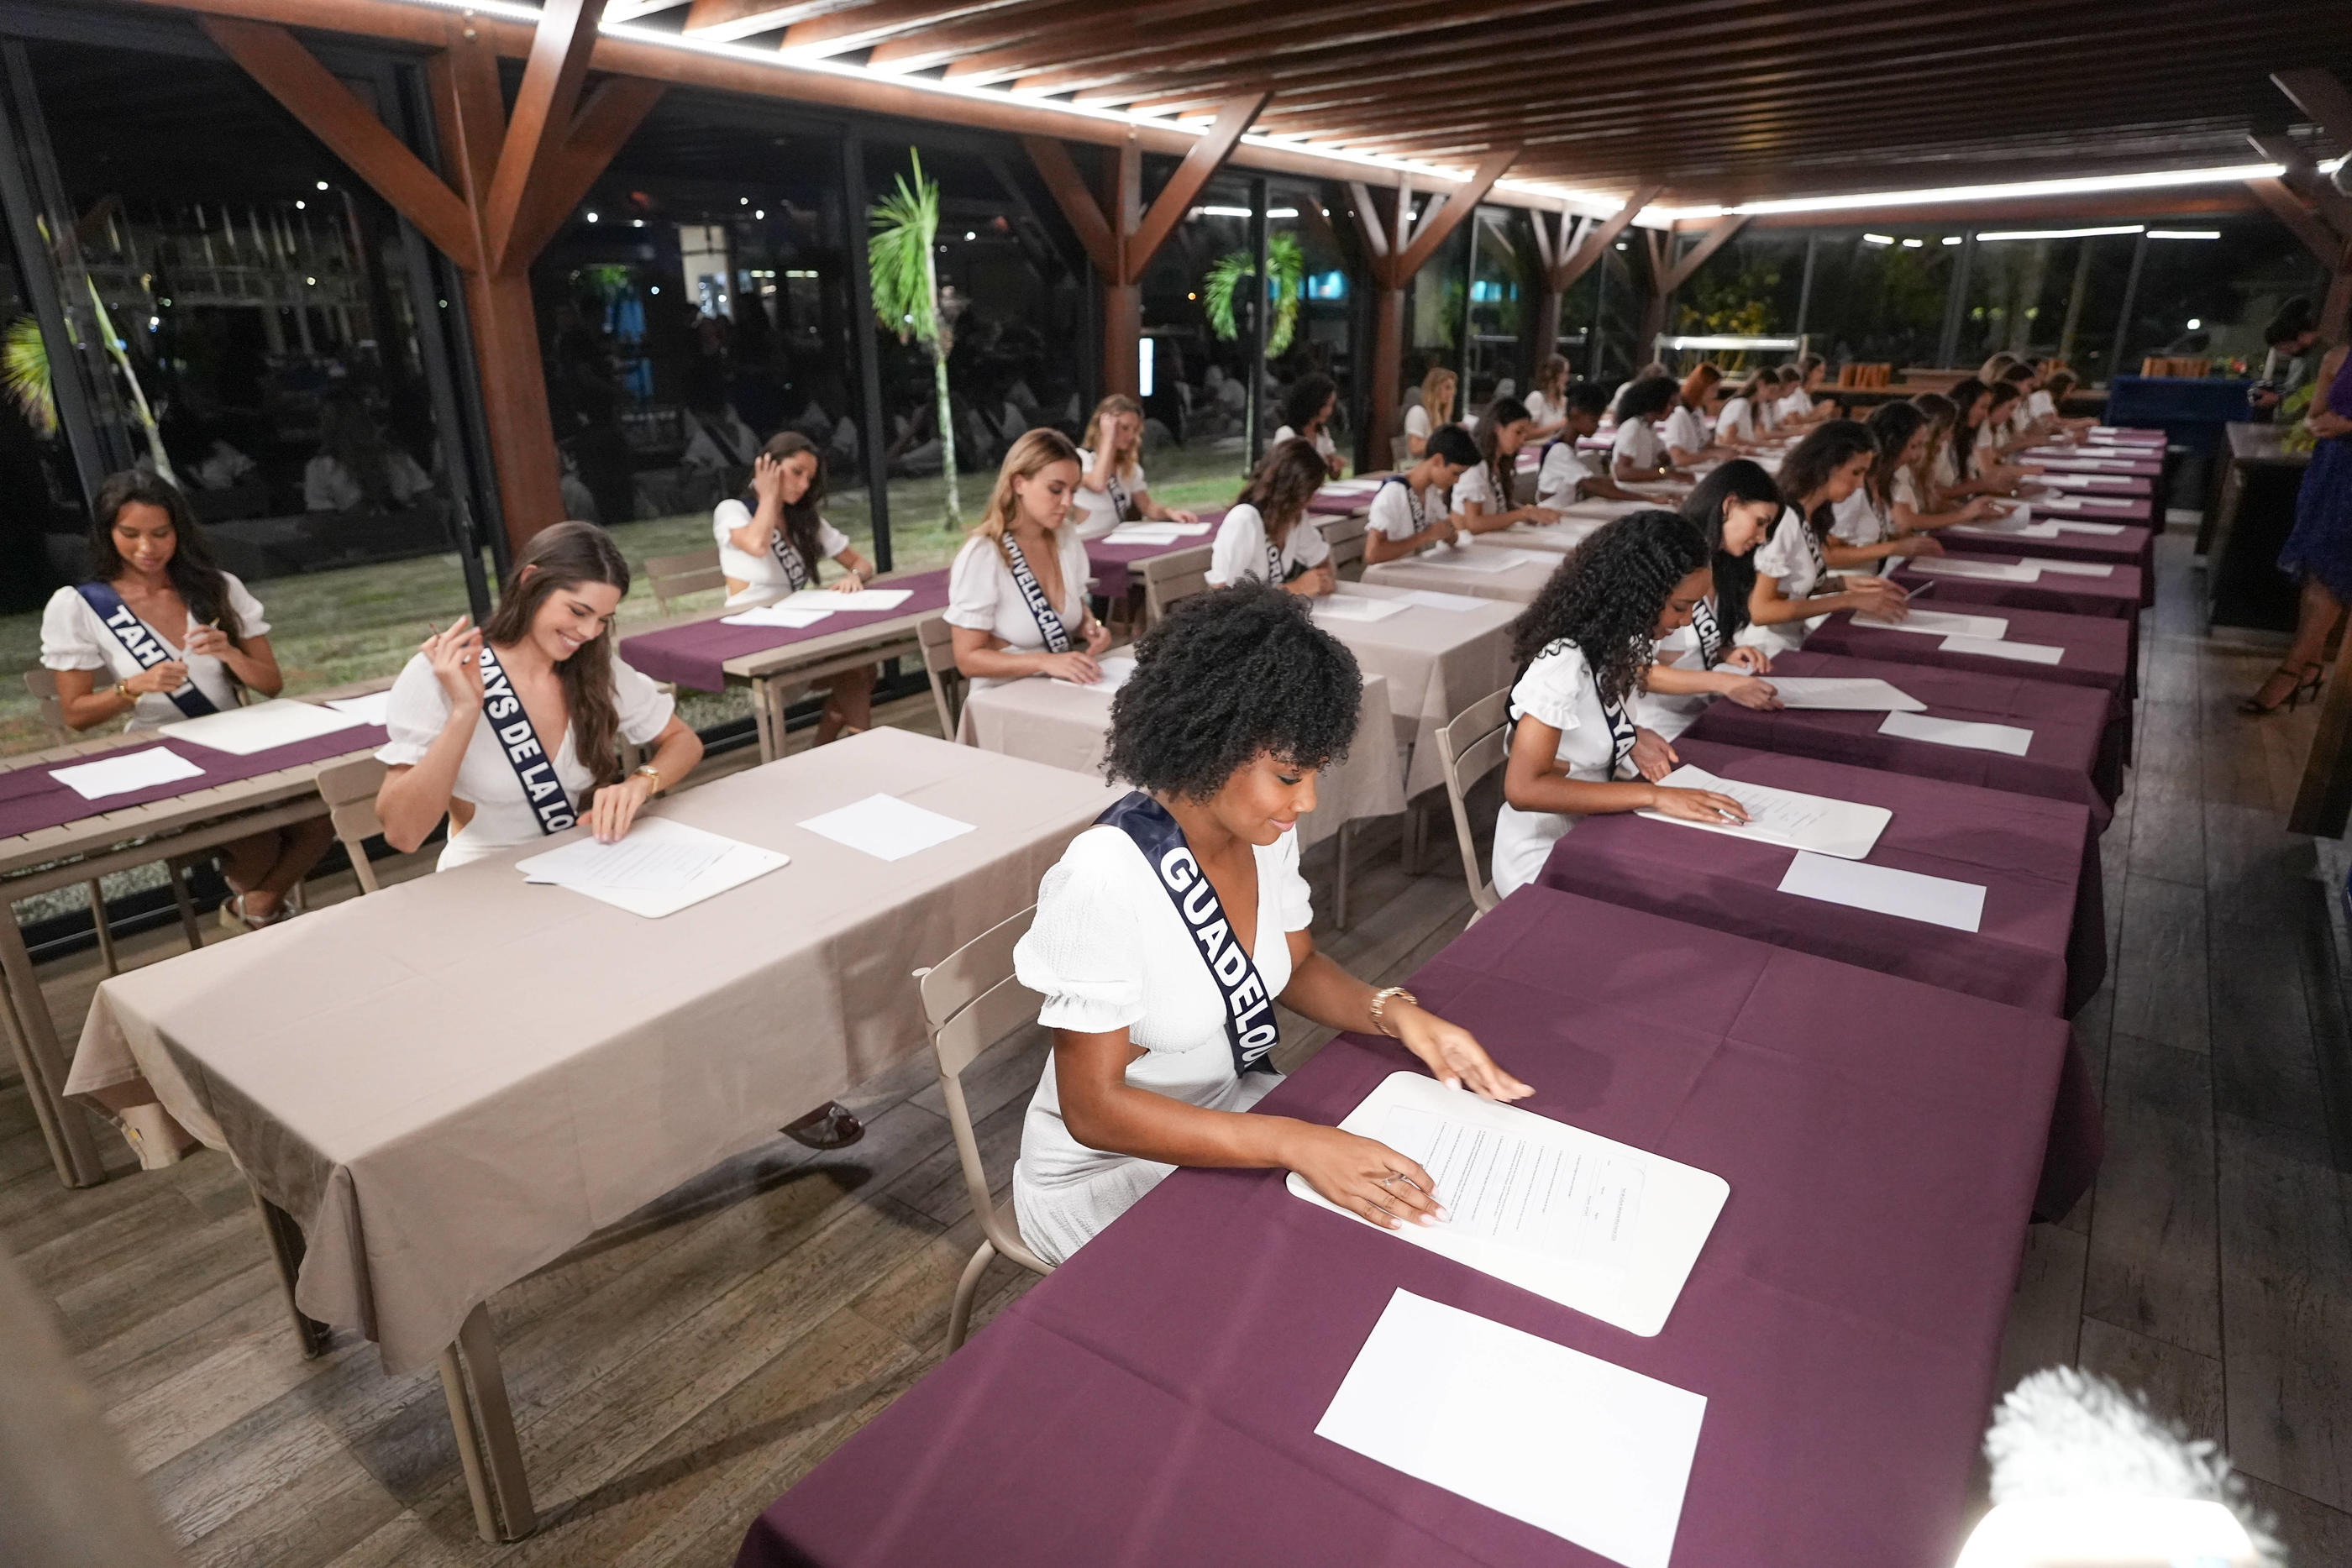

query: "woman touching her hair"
xmin=715 ymin=431 xmax=879 ymax=742
xmin=1402 ymin=366 xmax=1460 ymax=459
xmin=1072 ymin=392 xmax=1197 ymax=540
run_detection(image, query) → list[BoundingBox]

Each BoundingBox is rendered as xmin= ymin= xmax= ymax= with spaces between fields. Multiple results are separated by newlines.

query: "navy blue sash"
xmin=476 ymin=643 xmax=576 ymax=836
xmin=1100 ymin=791 xmax=1280 ymax=1076
xmin=1000 ymin=536 xmax=1073 ymax=654
xmin=1515 ymin=637 xmax=1637 ymax=776
xmin=76 ymin=583 xmax=219 ymax=719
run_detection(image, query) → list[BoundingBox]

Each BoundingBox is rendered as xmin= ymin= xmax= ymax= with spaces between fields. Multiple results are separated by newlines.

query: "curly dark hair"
xmin=1777 ymin=419 xmax=1876 ymax=535
xmin=1105 ymin=582 xmax=1362 ymax=800
xmin=1679 ymin=459 xmax=1781 ymax=647
xmin=1281 ymin=372 xmax=1338 ymax=434
xmin=1614 ymin=375 xmax=1678 ymax=423
xmin=1509 ymin=510 xmax=1710 ymax=709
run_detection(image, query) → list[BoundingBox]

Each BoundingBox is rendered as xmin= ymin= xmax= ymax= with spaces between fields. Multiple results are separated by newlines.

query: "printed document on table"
xmin=1908 ymin=558 xmax=2040 ymax=583
xmin=1316 ymin=1289 xmax=1706 ymax=1568
xmin=1764 ymin=676 xmax=1926 ymax=711
xmin=780 ymin=587 xmax=913 ymax=613
xmin=722 ymin=603 xmax=835 ymax=629
xmin=49 ymin=746 xmax=205 ymax=801
xmin=1879 ymin=710 xmax=2034 ymax=755
xmin=324 ymin=690 xmax=394 ymax=726
xmin=160 ymin=698 xmax=370 ymax=756
xmin=798 ymin=792 xmax=976 ymax=861
xmin=1288 ymin=1072 xmax=1728 ymax=1337
xmin=1313 ymin=595 xmax=1408 ymax=623
xmin=1635 ymin=764 xmax=1889 ymax=859
xmin=1103 ymin=525 xmax=1181 ymax=545
xmin=1939 ymin=634 xmax=2064 ymax=664
xmin=1854 ymin=607 xmax=2010 ymax=640
xmin=1952 ymin=520 xmax=2061 ymax=539
xmin=517 ymin=816 xmax=788 ymax=918
xmin=1778 ymin=849 xmax=1986 ymax=933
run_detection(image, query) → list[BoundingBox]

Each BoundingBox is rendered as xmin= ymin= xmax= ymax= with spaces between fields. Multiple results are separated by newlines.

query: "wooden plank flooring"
xmin=8 ymin=531 xmax=2352 ymax=1565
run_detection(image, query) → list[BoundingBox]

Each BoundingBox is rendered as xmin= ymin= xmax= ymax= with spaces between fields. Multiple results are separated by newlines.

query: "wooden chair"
xmin=912 ymin=905 xmax=1053 ymax=1350
xmin=916 ymin=615 xmax=966 ymax=742
xmin=1141 ymin=547 xmax=1211 ymax=625
xmin=644 ymin=548 xmax=727 ymax=616
xmin=315 ymin=758 xmax=391 ymax=896
xmin=1320 ymin=513 xmax=1369 ymax=579
xmin=1435 ymin=688 xmax=1512 ymax=922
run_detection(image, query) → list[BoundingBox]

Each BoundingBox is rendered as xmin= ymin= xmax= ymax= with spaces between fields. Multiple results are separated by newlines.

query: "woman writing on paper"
xmin=1362 ymin=424 xmax=1481 ymax=564
xmin=1534 ymin=384 xmax=1652 ymax=507
xmin=1660 ymin=364 xmax=1725 ymax=468
xmin=1824 ymin=404 xmax=1950 ymax=569
xmin=1712 ymin=370 xmax=1772 ymax=450
xmin=43 ymin=470 xmax=333 ymax=930
xmin=1608 ymin=375 xmax=1690 ymax=485
xmin=1491 ymin=511 xmax=1752 ymax=899
xmin=1071 ymin=393 xmax=1200 ymax=541
xmin=1743 ymin=422 xmax=1909 ymax=656
xmin=1271 ymin=372 xmax=1346 ymax=479
xmin=1205 ymin=439 xmax=1336 ymax=595
xmin=1401 ymin=366 xmax=1459 ymax=459
xmin=715 ymin=431 xmax=879 ymax=742
xmin=1631 ymin=464 xmax=1788 ymax=737
xmin=946 ymin=428 xmax=1114 ymax=690
xmin=1449 ymin=397 xmax=1562 ymax=532
xmin=1011 ymin=584 xmax=1530 ymax=1263
xmin=1934 ymin=379 xmax=2032 ymax=500
xmin=1866 ymin=400 xmax=1997 ymax=538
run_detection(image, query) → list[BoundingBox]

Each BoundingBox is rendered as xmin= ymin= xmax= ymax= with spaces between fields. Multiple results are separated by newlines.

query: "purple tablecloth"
xmin=1940 ymin=522 xmax=2154 ymax=600
xmin=1685 ymin=650 xmax=2119 ymax=829
xmin=0 ymin=723 xmax=387 ymax=842
xmin=2025 ymin=494 xmax=2153 ymax=525
xmin=1084 ymin=508 xmax=1226 ymax=599
xmin=2021 ymin=451 xmax=2162 ymax=477
xmin=1892 ymin=553 xmax=2141 ymax=623
xmin=737 ymin=886 xmax=2074 ymax=1568
xmin=617 ymin=568 xmax=953 ymax=693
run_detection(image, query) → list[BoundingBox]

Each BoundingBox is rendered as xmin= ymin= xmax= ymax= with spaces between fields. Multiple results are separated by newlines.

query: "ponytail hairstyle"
xmin=1424 ymin=422 xmax=1482 ymax=470
xmin=1778 ymin=419 xmax=1877 ymax=537
xmin=1282 ymin=371 xmax=1338 ymax=435
xmin=738 ymin=430 xmax=829 ymax=575
xmin=1417 ymin=365 xmax=1460 ymax=426
xmin=1081 ymin=392 xmax=1146 ymax=475
xmin=1509 ymin=510 xmax=1711 ymax=707
xmin=1679 ymin=458 xmax=1780 ymax=646
xmin=1235 ymin=438 xmax=1332 ymax=544
xmin=1863 ymin=400 xmax=1927 ymax=509
xmin=972 ymin=427 xmax=1083 ymax=561
xmin=1475 ymin=396 xmax=1530 ymax=511
xmin=1944 ymin=377 xmax=1991 ymax=476
xmin=88 ymin=470 xmax=244 ymax=642
xmin=482 ymin=522 xmax=633 ymax=789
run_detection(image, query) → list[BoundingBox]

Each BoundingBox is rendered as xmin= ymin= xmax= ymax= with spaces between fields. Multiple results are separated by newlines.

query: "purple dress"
xmin=2281 ymin=349 xmax=2352 ymax=600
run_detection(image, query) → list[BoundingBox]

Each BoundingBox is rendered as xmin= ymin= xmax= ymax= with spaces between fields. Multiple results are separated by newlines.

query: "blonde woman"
xmin=1522 ymin=353 xmax=1572 ymax=439
xmin=946 ymin=428 xmax=1113 ymax=690
xmin=1401 ymin=365 xmax=1458 ymax=459
xmin=1071 ymin=393 xmax=1197 ymax=540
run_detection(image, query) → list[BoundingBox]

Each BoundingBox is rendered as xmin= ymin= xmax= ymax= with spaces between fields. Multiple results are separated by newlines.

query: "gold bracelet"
xmin=1368 ymin=985 xmax=1417 ymax=1038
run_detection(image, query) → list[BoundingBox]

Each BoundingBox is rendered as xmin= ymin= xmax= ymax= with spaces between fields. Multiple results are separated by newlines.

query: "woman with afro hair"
xmin=1492 ymin=511 xmax=1753 ymax=899
xmin=1008 ymin=583 xmax=1529 ymax=1265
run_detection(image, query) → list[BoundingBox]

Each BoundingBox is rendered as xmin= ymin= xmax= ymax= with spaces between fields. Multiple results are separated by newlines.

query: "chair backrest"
xmin=1389 ymin=434 xmax=1413 ymax=469
xmin=916 ymin=615 xmax=965 ymax=742
xmin=915 ymin=906 xmax=1049 ymax=1271
xmin=644 ymin=548 xmax=727 ymax=616
xmin=314 ymin=756 xmax=391 ymax=895
xmin=21 ymin=669 xmax=67 ymax=745
xmin=1436 ymin=687 xmax=1514 ymax=919
xmin=1141 ymin=545 xmax=1212 ymax=625
xmin=1318 ymin=512 xmax=1368 ymax=578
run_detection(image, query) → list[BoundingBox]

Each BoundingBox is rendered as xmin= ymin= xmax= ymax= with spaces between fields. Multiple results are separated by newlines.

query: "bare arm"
xmin=1501 ymin=715 xmax=1748 ymax=822
xmin=375 ymin=621 xmax=483 ymax=852
xmin=949 ymin=621 xmax=1107 ymax=684
xmin=55 ymin=663 xmax=185 ymax=731
xmin=1747 ymin=569 xmax=1903 ymax=627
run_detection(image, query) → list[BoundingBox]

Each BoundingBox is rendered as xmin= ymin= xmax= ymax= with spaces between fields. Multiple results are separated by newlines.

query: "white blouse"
xmin=1070 ymin=449 xmax=1145 ymax=541
xmin=1450 ymin=460 xmax=1515 ymax=516
xmin=1272 ymin=425 xmax=1338 ymax=463
xmin=1662 ymin=404 xmax=1709 ymax=456
xmin=1524 ymin=389 xmax=1557 ymax=427
xmin=1535 ymin=441 xmax=1603 ymax=508
xmin=1205 ymin=503 xmax=1330 ymax=588
xmin=1717 ymin=396 xmax=1757 ymax=445
xmin=1011 ymin=822 xmax=1310 ymax=1265
xmin=1611 ymin=417 xmax=1667 ymax=472
xmin=1745 ymin=506 xmax=1830 ymax=654
xmin=1492 ymin=637 xmax=1629 ymax=899
xmin=1403 ymin=404 xmax=1434 ymax=441
xmin=376 ymin=647 xmax=675 ymax=871
xmin=40 ymin=574 xmax=270 ymax=731
xmin=712 ymin=498 xmax=853 ymax=607
xmin=2028 ymin=389 xmax=2057 ymax=422
xmin=944 ymin=529 xmax=1095 ymax=690
xmin=1368 ymin=476 xmax=1450 ymax=543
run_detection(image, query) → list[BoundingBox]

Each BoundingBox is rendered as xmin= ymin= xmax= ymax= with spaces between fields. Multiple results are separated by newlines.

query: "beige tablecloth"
xmin=1359 ymin=538 xmax=1555 ymax=604
xmin=1305 ymin=584 xmax=1516 ymax=797
xmin=958 ymin=674 xmax=1405 ymax=849
xmin=68 ymin=728 xmax=1118 ymax=1372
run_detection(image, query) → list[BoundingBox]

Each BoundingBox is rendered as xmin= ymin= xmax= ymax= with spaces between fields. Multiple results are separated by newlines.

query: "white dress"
xmin=39 ymin=574 xmax=270 ymax=731
xmin=1205 ymin=503 xmax=1330 ymax=587
xmin=1367 ymin=475 xmax=1450 ymax=547
xmin=1011 ymin=823 xmax=1310 ymax=1264
xmin=1535 ymin=441 xmax=1604 ymax=509
xmin=1632 ymin=598 xmax=1730 ymax=741
xmin=1716 ymin=396 xmax=1757 ymax=445
xmin=1272 ymin=425 xmax=1339 ymax=464
xmin=1661 ymin=404 xmax=1709 ymax=457
xmin=1611 ymin=417 xmax=1667 ymax=474
xmin=944 ymin=529 xmax=1094 ymax=690
xmin=1524 ymin=390 xmax=1557 ymax=428
xmin=1743 ymin=506 xmax=1830 ymax=655
xmin=1403 ymin=405 xmax=1434 ymax=443
xmin=376 ymin=648 xmax=675 ymax=871
xmin=711 ymin=499 xmax=853 ymax=607
xmin=1449 ymin=460 xmax=1513 ymax=517
xmin=1070 ymin=450 xmax=1144 ymax=540
xmin=2028 ymin=389 xmax=2057 ymax=422
xmin=1491 ymin=638 xmax=1629 ymax=899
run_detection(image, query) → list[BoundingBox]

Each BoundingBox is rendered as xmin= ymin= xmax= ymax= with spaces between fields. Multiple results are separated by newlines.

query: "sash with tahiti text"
xmin=1000 ymin=536 xmax=1074 ymax=654
xmin=75 ymin=582 xmax=219 ymax=719
xmin=1099 ymin=791 xmax=1280 ymax=1076
xmin=476 ymin=642 xmax=575 ymax=836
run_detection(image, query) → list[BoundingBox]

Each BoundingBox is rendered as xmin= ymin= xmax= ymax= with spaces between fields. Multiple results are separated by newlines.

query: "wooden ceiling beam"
xmin=679 ymin=0 xmax=856 ymax=42
xmin=1394 ymin=145 xmax=1518 ymax=275
xmin=780 ymin=0 xmax=1037 ymax=58
xmin=1658 ymin=213 xmax=1748 ymax=292
xmin=2247 ymin=177 xmax=2344 ymax=266
xmin=1551 ymin=182 xmax=1662 ymax=291
xmin=881 ymin=0 xmax=1295 ymax=77
xmin=501 ymin=75 xmax=668 ymax=270
xmin=1126 ymin=94 xmax=1268 ymax=271
xmin=484 ymin=0 xmax=608 ymax=274
xmin=2273 ymin=67 xmax=2352 ymax=154
xmin=2247 ymin=132 xmax=2352 ymax=238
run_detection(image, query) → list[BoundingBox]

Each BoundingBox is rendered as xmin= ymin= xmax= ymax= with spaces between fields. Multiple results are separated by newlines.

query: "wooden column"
xmin=1641 ymin=212 xmax=1748 ymax=361
xmin=202 ymin=4 xmax=663 ymax=559
xmin=1025 ymin=95 xmax=1266 ymax=398
xmin=1526 ymin=185 xmax=1659 ymax=381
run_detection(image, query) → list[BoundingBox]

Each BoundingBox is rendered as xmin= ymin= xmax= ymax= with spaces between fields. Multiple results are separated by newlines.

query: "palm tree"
xmin=869 ymin=149 xmax=958 ymax=522
xmin=1201 ymin=231 xmax=1305 ymax=358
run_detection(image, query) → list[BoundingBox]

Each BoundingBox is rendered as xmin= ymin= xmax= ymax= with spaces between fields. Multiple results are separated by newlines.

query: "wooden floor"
xmin=6 ymin=527 xmax=2352 ymax=1565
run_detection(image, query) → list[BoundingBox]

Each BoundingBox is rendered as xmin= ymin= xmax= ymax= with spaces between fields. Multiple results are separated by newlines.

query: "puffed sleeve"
xmin=711 ymin=497 xmax=752 ymax=549
xmin=1368 ymin=482 xmax=1415 ymax=541
xmin=1404 ymin=405 xmax=1431 ymax=439
xmin=1828 ymin=490 xmax=1875 ymax=546
xmin=610 ymin=653 xmax=677 ymax=745
xmin=1014 ymin=827 xmax=1146 ymax=1035
xmin=39 ymin=587 xmax=105 ymax=672
xmin=1290 ymin=516 xmax=1330 ymax=569
xmin=816 ymin=516 xmax=853 ymax=559
xmin=1752 ymin=510 xmax=1812 ymax=580
xmin=1509 ymin=641 xmax=1590 ymax=734
xmin=1268 ymin=825 xmax=1314 ymax=933
xmin=1452 ymin=464 xmax=1490 ymax=512
xmin=1206 ymin=505 xmax=1263 ymax=587
xmin=944 ymin=538 xmax=1001 ymax=631
xmin=376 ymin=653 xmax=452 ymax=768
xmin=222 ymin=573 xmax=270 ymax=640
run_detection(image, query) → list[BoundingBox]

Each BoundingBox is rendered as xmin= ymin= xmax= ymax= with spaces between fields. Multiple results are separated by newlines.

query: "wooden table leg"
xmin=247 ymin=1183 xmax=334 ymax=1359
xmin=750 ymin=675 xmax=777 ymax=764
xmin=0 ymin=905 xmax=105 ymax=1187
xmin=437 ymin=1303 xmax=536 ymax=1542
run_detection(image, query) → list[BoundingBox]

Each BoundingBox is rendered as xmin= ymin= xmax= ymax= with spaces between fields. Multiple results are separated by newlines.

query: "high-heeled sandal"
xmin=2239 ymin=661 xmax=2325 ymax=716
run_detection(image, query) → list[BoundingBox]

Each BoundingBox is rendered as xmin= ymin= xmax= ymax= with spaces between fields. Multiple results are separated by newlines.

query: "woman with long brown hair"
xmin=44 ymin=470 xmax=335 ymax=929
xmin=946 ymin=427 xmax=1113 ymax=689
xmin=1743 ymin=420 xmax=1909 ymax=655
xmin=375 ymin=521 xmax=702 ymax=870
xmin=1072 ymin=393 xmax=1198 ymax=539
xmin=1206 ymin=438 xmax=1336 ymax=594
xmin=716 ymin=430 xmax=879 ymax=741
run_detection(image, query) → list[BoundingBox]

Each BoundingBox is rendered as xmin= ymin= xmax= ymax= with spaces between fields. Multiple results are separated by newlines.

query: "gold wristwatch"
xmin=633 ymin=763 xmax=664 ymax=794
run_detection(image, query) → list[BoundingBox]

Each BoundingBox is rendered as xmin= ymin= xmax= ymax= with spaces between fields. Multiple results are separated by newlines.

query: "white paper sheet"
xmin=779 ymin=587 xmax=913 ymax=612
xmin=1315 ymin=1289 xmax=1706 ymax=1568
xmin=1879 ymin=709 xmax=2034 ymax=755
xmin=722 ymin=603 xmax=835 ymax=629
xmin=2031 ymin=560 xmax=2114 ymax=577
xmin=1635 ymin=763 xmax=1889 ymax=859
xmin=1394 ymin=589 xmax=1487 ymax=612
xmin=1763 ymin=676 xmax=1926 ymax=711
xmin=1422 ymin=547 xmax=1536 ymax=574
xmin=324 ymin=691 xmax=394 ymax=726
xmin=2042 ymin=495 xmax=2136 ymax=511
xmin=1951 ymin=519 xmax=2061 ymax=539
xmin=1777 ymin=849 xmax=1986 ymax=933
xmin=797 ymin=792 xmax=976 ymax=861
xmin=1091 ymin=654 xmax=1137 ymax=691
xmin=48 ymin=746 xmax=206 ymax=800
xmin=1102 ymin=525 xmax=1181 ymax=545
xmin=1907 ymin=558 xmax=2040 ymax=583
xmin=158 ymin=698 xmax=370 ymax=757
xmin=1378 ymin=1106 xmax=1647 ymax=1265
xmin=1287 ymin=1073 xmax=1728 ymax=1337
xmin=515 ymin=817 xmax=789 ymax=918
xmin=1938 ymin=634 xmax=2065 ymax=664
xmin=1313 ymin=595 xmax=1409 ymax=623
xmin=1854 ymin=607 xmax=2010 ymax=639
xmin=2048 ymin=520 xmax=2127 ymax=536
